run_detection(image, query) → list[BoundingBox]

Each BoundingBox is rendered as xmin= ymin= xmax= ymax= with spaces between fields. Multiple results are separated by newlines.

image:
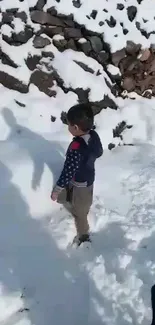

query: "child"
xmin=51 ymin=103 xmax=103 ymax=246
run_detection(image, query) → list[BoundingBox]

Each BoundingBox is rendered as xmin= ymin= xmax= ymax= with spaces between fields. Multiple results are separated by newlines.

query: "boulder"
xmin=139 ymin=48 xmax=151 ymax=61
xmin=112 ymin=48 xmax=126 ymax=67
xmin=12 ymin=26 xmax=33 ymax=44
xmin=64 ymin=27 xmax=82 ymax=39
xmin=88 ymin=36 xmax=103 ymax=53
xmin=33 ymin=35 xmax=51 ymax=48
xmin=72 ymin=0 xmax=82 ymax=8
xmin=126 ymin=41 xmax=141 ymax=55
xmin=122 ymin=77 xmax=136 ymax=92
xmin=30 ymin=70 xmax=56 ymax=97
xmin=78 ymin=39 xmax=92 ymax=55
xmin=15 ymin=11 xmax=27 ymax=23
xmin=26 ymin=55 xmax=41 ymax=71
xmin=53 ymin=36 xmax=67 ymax=52
xmin=31 ymin=10 xmax=65 ymax=26
xmin=0 ymin=71 xmax=28 ymax=93
xmin=44 ymin=26 xmax=64 ymax=38
xmin=127 ymin=6 xmax=137 ymax=22
xmin=117 ymin=3 xmax=124 ymax=10
xmin=36 ymin=0 xmax=47 ymax=10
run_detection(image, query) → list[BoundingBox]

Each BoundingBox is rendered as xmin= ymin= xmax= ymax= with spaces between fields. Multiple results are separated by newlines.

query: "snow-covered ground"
xmin=1 ymin=0 xmax=155 ymax=325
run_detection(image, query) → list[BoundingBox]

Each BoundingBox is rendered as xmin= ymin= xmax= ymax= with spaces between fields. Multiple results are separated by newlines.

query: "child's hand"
xmin=51 ymin=191 xmax=58 ymax=201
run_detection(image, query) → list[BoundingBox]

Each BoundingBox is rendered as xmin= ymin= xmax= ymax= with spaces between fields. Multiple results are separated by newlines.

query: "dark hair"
xmin=67 ymin=103 xmax=94 ymax=132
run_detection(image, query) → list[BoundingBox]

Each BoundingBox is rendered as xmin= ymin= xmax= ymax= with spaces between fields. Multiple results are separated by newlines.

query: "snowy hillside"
xmin=1 ymin=0 xmax=155 ymax=324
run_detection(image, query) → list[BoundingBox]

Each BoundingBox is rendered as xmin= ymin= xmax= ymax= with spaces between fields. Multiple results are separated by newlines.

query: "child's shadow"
xmin=2 ymin=107 xmax=65 ymax=190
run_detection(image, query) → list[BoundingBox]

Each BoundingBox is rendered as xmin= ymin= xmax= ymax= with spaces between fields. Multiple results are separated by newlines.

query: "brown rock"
xmin=30 ymin=70 xmax=56 ymax=97
xmin=139 ymin=48 xmax=151 ymax=62
xmin=148 ymin=58 xmax=155 ymax=74
xmin=33 ymin=35 xmax=51 ymax=48
xmin=30 ymin=10 xmax=65 ymax=27
xmin=64 ymin=27 xmax=82 ymax=39
xmin=126 ymin=41 xmax=141 ymax=55
xmin=0 ymin=71 xmax=28 ymax=93
xmin=119 ymin=56 xmax=139 ymax=74
xmin=122 ymin=77 xmax=136 ymax=92
xmin=112 ymin=48 xmax=126 ymax=67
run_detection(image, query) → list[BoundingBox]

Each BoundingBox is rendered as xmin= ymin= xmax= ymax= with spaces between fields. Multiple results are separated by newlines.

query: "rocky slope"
xmin=0 ymin=0 xmax=155 ymax=147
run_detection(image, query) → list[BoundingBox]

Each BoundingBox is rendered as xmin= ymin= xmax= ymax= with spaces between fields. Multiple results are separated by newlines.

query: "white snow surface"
xmin=1 ymin=0 xmax=155 ymax=325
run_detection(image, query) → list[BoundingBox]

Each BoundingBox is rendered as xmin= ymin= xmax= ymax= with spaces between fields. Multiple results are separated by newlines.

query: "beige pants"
xmin=57 ymin=185 xmax=93 ymax=236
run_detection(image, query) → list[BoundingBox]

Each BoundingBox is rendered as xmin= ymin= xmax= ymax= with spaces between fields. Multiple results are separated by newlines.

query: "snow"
xmin=1 ymin=0 xmax=155 ymax=325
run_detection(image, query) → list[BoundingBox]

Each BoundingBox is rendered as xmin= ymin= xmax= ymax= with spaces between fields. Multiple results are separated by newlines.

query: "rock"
xmin=64 ymin=27 xmax=82 ymax=39
xmin=119 ymin=56 xmax=138 ymax=73
xmin=99 ymin=21 xmax=104 ymax=26
xmin=42 ymin=51 xmax=54 ymax=59
xmin=108 ymin=143 xmax=115 ymax=150
xmin=103 ymin=9 xmax=108 ymax=13
xmin=106 ymin=16 xmax=116 ymax=27
xmin=26 ymin=55 xmax=41 ymax=70
xmin=117 ymin=3 xmax=124 ymax=10
xmin=91 ymin=95 xmax=117 ymax=114
xmin=127 ymin=6 xmax=137 ymax=22
xmin=75 ymin=88 xmax=90 ymax=103
xmin=90 ymin=10 xmax=97 ymax=19
xmin=6 ymin=8 xmax=18 ymax=13
xmin=78 ymin=39 xmax=92 ymax=55
xmin=53 ymin=36 xmax=67 ymax=52
xmin=33 ymin=35 xmax=51 ymax=48
xmin=47 ymin=6 xmax=57 ymax=15
xmin=15 ymin=100 xmax=26 ymax=107
xmin=30 ymin=10 xmax=65 ymax=26
xmin=51 ymin=115 xmax=56 ymax=122
xmin=61 ymin=111 xmax=67 ymax=124
xmin=15 ymin=11 xmax=27 ymax=23
xmin=30 ymin=70 xmax=56 ymax=97
xmin=67 ymin=39 xmax=77 ymax=50
xmin=0 ymin=71 xmax=28 ymax=93
xmin=126 ymin=40 xmax=141 ymax=55
xmin=63 ymin=18 xmax=75 ymax=28
xmin=44 ymin=26 xmax=64 ymax=38
xmin=36 ymin=0 xmax=47 ymax=10
xmin=88 ymin=36 xmax=103 ymax=53
xmin=123 ymin=28 xmax=128 ymax=35
xmin=13 ymin=26 xmax=33 ymax=44
xmin=112 ymin=48 xmax=126 ymax=67
xmin=139 ymin=48 xmax=151 ymax=61
xmin=97 ymin=51 xmax=110 ymax=64
xmin=74 ymin=60 xmax=94 ymax=74
xmin=122 ymin=77 xmax=136 ymax=92
xmin=72 ymin=0 xmax=82 ymax=8
xmin=2 ymin=12 xmax=14 ymax=24
xmin=0 ymin=49 xmax=18 ymax=68
xmin=137 ymin=0 xmax=143 ymax=3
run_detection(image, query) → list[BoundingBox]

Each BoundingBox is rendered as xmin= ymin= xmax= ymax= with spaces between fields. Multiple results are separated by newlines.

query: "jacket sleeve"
xmin=55 ymin=142 xmax=81 ymax=191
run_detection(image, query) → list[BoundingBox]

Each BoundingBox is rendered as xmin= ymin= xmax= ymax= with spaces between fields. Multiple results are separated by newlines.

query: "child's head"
xmin=67 ymin=103 xmax=94 ymax=136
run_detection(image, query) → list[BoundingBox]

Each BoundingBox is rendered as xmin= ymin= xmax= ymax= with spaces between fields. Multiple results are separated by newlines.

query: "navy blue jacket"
xmin=57 ymin=130 xmax=103 ymax=188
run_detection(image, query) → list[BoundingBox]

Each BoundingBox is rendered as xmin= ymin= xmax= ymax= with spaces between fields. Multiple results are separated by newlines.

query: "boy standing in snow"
xmin=51 ymin=103 xmax=103 ymax=246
